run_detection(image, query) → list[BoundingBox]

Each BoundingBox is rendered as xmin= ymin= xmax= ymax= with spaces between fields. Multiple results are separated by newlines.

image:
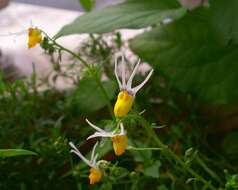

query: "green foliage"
xmin=0 ymin=149 xmax=37 ymax=158
xmin=55 ymin=0 xmax=186 ymax=38
xmin=131 ymin=6 xmax=238 ymax=105
xmin=210 ymin=0 xmax=238 ymax=45
xmin=225 ymin=170 xmax=238 ymax=190
xmin=79 ymin=0 xmax=95 ymax=12
xmin=56 ymin=0 xmax=238 ymax=104
xmin=67 ymin=78 xmax=116 ymax=113
xmin=144 ymin=160 xmax=161 ymax=178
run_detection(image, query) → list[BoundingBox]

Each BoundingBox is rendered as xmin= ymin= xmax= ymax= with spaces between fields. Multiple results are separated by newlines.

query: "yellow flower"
xmin=69 ymin=142 xmax=102 ymax=185
xmin=114 ymin=55 xmax=153 ymax=117
xmin=28 ymin=28 xmax=42 ymax=48
xmin=114 ymin=91 xmax=134 ymax=117
xmin=89 ymin=167 xmax=102 ymax=185
xmin=86 ymin=119 xmax=128 ymax=156
xmin=111 ymin=135 xmax=128 ymax=156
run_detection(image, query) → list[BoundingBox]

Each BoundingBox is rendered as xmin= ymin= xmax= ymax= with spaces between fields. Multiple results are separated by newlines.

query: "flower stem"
xmin=140 ymin=117 xmax=217 ymax=190
xmin=127 ymin=146 xmax=163 ymax=151
xmin=55 ymin=43 xmax=113 ymax=117
xmin=196 ymin=155 xmax=222 ymax=184
xmin=42 ymin=32 xmax=113 ymax=117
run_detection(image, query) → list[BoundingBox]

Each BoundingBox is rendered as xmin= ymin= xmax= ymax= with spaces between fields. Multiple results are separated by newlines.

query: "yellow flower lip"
xmin=111 ymin=135 xmax=128 ymax=156
xmin=85 ymin=119 xmax=127 ymax=156
xmin=114 ymin=91 xmax=134 ymax=117
xmin=114 ymin=55 xmax=153 ymax=117
xmin=28 ymin=27 xmax=42 ymax=49
xmin=89 ymin=167 xmax=102 ymax=185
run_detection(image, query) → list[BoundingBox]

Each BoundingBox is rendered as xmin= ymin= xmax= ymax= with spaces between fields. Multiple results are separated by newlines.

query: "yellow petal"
xmin=114 ymin=91 xmax=134 ymax=117
xmin=28 ymin=28 xmax=42 ymax=49
xmin=111 ymin=135 xmax=128 ymax=156
xmin=89 ymin=168 xmax=102 ymax=185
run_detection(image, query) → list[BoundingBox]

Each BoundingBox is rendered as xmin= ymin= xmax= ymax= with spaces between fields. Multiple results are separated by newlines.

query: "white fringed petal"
xmin=69 ymin=141 xmax=99 ymax=168
xmin=114 ymin=55 xmax=153 ymax=96
xmin=86 ymin=119 xmax=126 ymax=140
xmin=132 ymin=69 xmax=154 ymax=94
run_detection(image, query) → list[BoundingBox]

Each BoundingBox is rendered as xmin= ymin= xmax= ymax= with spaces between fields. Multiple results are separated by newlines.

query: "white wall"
xmin=13 ymin=0 xmax=123 ymax=11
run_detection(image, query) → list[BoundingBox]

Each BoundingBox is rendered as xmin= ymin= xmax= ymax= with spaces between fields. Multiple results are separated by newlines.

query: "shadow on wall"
xmin=13 ymin=0 xmax=124 ymax=11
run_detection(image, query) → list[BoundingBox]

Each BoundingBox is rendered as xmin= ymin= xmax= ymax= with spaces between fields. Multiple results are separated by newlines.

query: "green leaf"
xmin=210 ymin=0 xmax=238 ymax=45
xmin=68 ymin=78 xmax=117 ymax=113
xmin=0 ymin=149 xmax=37 ymax=158
xmin=130 ymin=140 xmax=152 ymax=162
xmin=55 ymin=0 xmax=186 ymax=38
xmin=130 ymin=10 xmax=238 ymax=105
xmin=144 ymin=160 xmax=161 ymax=178
xmin=79 ymin=0 xmax=95 ymax=12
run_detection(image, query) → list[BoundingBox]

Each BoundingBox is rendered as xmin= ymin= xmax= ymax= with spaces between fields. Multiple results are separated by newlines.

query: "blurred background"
xmin=0 ymin=0 xmax=123 ymax=84
xmin=14 ymin=0 xmax=123 ymax=10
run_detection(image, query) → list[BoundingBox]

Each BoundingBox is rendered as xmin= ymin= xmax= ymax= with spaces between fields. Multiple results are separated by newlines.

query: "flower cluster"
xmin=69 ymin=56 xmax=154 ymax=184
xmin=27 ymin=31 xmax=153 ymax=184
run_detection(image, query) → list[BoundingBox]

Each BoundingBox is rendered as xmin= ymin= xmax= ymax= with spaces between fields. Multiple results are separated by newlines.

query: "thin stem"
xmin=196 ymin=156 xmax=222 ymax=184
xmin=42 ymin=31 xmax=113 ymax=116
xmin=127 ymin=146 xmax=163 ymax=151
xmin=140 ymin=117 xmax=217 ymax=190
xmin=93 ymin=74 xmax=114 ymax=117
xmin=52 ymin=42 xmax=89 ymax=69
xmin=56 ymin=44 xmax=113 ymax=116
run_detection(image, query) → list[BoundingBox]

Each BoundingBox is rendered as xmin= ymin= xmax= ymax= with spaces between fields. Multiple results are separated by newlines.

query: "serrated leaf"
xmin=56 ymin=0 xmax=186 ymax=38
xmin=0 ymin=149 xmax=37 ymax=158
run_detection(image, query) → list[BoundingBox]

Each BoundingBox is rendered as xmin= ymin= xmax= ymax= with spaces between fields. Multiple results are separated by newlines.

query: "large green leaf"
xmin=68 ymin=78 xmax=117 ymax=113
xmin=55 ymin=0 xmax=186 ymax=38
xmin=210 ymin=0 xmax=238 ymax=45
xmin=0 ymin=149 xmax=37 ymax=158
xmin=130 ymin=9 xmax=238 ymax=105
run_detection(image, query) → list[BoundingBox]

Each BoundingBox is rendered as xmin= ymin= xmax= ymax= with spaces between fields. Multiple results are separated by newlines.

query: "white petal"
xmin=86 ymin=119 xmax=105 ymax=133
xmin=87 ymin=132 xmax=103 ymax=140
xmin=114 ymin=56 xmax=122 ymax=89
xmin=132 ymin=69 xmax=154 ymax=94
xmin=87 ymin=132 xmax=114 ymax=140
xmin=91 ymin=141 xmax=98 ymax=162
xmin=92 ymin=153 xmax=99 ymax=166
xmin=119 ymin=123 xmax=125 ymax=135
xmin=121 ymin=56 xmax=126 ymax=89
xmin=126 ymin=59 xmax=141 ymax=90
xmin=69 ymin=142 xmax=93 ymax=167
